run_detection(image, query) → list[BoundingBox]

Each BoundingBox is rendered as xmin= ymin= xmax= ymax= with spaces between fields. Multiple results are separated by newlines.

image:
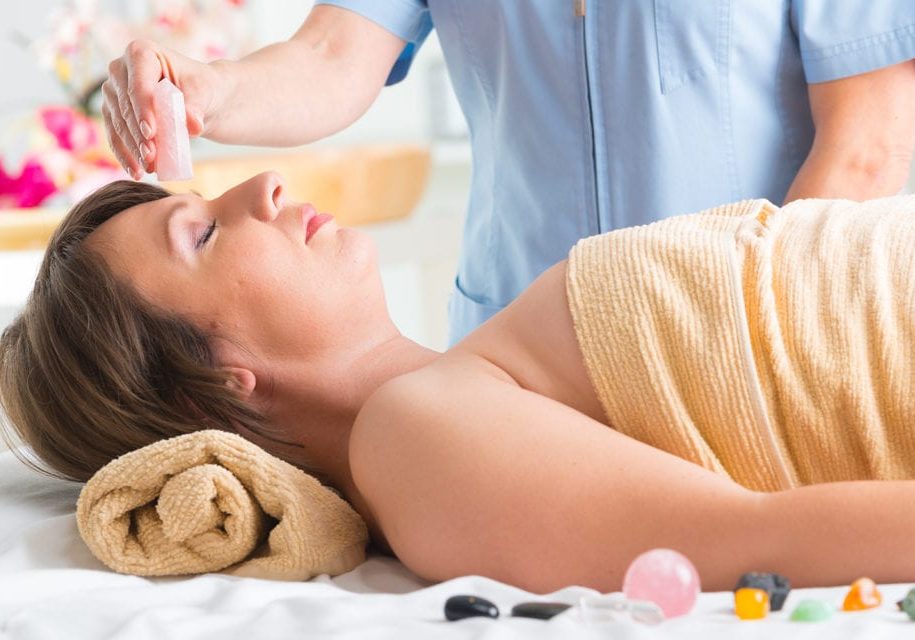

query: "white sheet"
xmin=1 ymin=448 xmax=913 ymax=639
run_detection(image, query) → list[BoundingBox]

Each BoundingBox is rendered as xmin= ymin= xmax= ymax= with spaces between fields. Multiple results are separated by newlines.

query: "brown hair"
xmin=0 ymin=180 xmax=267 ymax=482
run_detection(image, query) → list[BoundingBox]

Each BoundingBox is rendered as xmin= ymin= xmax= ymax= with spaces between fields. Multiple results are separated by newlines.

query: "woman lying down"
xmin=3 ymin=173 xmax=915 ymax=593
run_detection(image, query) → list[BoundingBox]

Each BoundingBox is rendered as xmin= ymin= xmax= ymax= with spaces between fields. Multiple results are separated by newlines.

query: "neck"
xmin=266 ymin=328 xmax=439 ymax=529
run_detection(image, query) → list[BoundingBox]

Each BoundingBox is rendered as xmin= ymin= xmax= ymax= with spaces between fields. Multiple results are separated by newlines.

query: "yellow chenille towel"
xmin=567 ymin=195 xmax=915 ymax=492
xmin=76 ymin=430 xmax=368 ymax=579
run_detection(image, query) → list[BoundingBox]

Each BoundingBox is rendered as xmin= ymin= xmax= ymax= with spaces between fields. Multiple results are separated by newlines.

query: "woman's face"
xmin=87 ymin=172 xmax=384 ymax=367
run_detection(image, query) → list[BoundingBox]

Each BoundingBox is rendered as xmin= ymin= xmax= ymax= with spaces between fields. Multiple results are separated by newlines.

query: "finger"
xmin=118 ymin=95 xmax=148 ymax=172
xmin=101 ymin=95 xmax=130 ymax=174
xmin=100 ymin=74 xmax=121 ymax=152
xmin=102 ymin=80 xmax=142 ymax=171
xmin=108 ymin=58 xmax=147 ymax=171
xmin=125 ymin=40 xmax=165 ymax=145
xmin=101 ymin=101 xmax=143 ymax=180
xmin=142 ymin=139 xmax=157 ymax=171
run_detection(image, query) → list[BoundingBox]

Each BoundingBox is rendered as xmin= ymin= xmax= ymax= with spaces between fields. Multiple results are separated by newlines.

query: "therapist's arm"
xmin=783 ymin=60 xmax=915 ymax=203
xmin=206 ymin=6 xmax=406 ymax=145
xmin=103 ymin=5 xmax=405 ymax=178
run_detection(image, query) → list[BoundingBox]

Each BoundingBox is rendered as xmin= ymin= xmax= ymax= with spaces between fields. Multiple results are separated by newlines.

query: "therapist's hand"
xmin=103 ymin=5 xmax=406 ymax=178
xmin=102 ymin=40 xmax=224 ymax=180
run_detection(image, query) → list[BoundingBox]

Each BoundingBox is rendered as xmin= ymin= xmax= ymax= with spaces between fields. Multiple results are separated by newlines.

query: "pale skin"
xmin=87 ymin=173 xmax=915 ymax=593
xmin=101 ymin=6 xmax=915 ymax=199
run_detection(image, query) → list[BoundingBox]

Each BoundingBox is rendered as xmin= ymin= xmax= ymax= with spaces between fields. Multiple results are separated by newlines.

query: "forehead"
xmin=84 ymin=194 xmax=188 ymax=295
xmin=96 ymin=191 xmax=200 ymax=233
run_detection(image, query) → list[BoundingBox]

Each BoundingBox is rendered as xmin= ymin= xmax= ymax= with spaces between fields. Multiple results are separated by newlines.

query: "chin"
xmin=337 ymin=228 xmax=379 ymax=271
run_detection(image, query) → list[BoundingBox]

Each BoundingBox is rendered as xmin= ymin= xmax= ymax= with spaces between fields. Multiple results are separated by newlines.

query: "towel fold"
xmin=76 ymin=430 xmax=368 ymax=580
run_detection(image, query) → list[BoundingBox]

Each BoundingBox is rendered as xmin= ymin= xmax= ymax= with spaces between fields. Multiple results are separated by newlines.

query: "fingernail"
xmin=140 ymin=142 xmax=151 ymax=159
xmin=140 ymin=120 xmax=152 ymax=139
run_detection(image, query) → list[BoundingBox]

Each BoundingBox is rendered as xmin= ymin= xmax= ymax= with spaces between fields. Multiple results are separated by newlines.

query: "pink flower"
xmin=65 ymin=166 xmax=129 ymax=203
xmin=0 ymin=158 xmax=58 ymax=208
xmin=39 ymin=106 xmax=98 ymax=152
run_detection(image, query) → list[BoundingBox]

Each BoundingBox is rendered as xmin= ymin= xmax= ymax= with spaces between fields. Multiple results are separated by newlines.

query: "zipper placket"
xmin=577 ymin=0 xmax=601 ymax=235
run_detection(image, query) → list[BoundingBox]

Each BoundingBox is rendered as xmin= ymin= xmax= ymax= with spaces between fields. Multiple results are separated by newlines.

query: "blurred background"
xmin=0 ymin=0 xmax=470 ymax=352
xmin=4 ymin=0 xmax=915 ymax=355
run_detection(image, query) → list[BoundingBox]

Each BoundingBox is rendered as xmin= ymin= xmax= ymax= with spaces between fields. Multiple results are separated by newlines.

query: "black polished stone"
xmin=511 ymin=601 xmax=572 ymax=620
xmin=444 ymin=595 xmax=500 ymax=621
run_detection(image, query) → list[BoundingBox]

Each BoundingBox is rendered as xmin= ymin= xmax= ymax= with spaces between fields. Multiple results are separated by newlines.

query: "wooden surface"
xmin=0 ymin=209 xmax=67 ymax=251
xmin=0 ymin=144 xmax=431 ymax=251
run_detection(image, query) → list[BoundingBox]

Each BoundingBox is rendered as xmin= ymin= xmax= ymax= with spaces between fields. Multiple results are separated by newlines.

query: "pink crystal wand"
xmin=152 ymin=79 xmax=193 ymax=181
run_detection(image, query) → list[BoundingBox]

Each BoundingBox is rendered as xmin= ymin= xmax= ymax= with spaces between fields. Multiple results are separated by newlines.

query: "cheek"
xmin=237 ymin=257 xmax=334 ymax=348
xmin=226 ymin=234 xmax=376 ymax=352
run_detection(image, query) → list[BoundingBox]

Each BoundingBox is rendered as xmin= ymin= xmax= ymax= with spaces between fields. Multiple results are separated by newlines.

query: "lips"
xmin=301 ymin=203 xmax=333 ymax=243
xmin=306 ymin=213 xmax=333 ymax=243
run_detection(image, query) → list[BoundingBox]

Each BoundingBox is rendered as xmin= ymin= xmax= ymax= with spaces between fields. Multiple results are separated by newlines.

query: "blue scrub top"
xmin=316 ymin=0 xmax=915 ymax=345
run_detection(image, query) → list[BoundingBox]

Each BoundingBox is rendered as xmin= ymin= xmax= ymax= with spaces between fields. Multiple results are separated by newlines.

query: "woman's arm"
xmin=350 ymin=364 xmax=915 ymax=593
xmin=103 ymin=5 xmax=405 ymax=175
xmin=784 ymin=59 xmax=915 ymax=202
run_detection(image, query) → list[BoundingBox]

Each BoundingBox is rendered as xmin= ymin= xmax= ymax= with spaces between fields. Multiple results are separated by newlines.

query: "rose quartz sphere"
xmin=622 ymin=548 xmax=701 ymax=618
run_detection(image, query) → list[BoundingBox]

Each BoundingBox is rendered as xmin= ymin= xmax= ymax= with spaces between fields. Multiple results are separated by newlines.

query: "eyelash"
xmin=195 ymin=221 xmax=216 ymax=250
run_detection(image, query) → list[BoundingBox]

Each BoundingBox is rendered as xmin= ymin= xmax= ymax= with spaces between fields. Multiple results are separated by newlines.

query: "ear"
xmin=221 ymin=366 xmax=257 ymax=401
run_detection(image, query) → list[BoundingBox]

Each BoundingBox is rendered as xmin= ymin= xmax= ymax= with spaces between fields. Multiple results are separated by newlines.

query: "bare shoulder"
xmin=347 ymin=355 xmax=623 ymax=589
xmin=351 ymin=351 xmax=519 ymax=447
xmin=349 ymin=357 xmax=508 ymax=509
xmin=351 ymin=355 xmax=505 ymax=443
xmin=348 ymin=358 xmax=528 ymax=580
xmin=348 ymin=352 xmax=756 ymax=593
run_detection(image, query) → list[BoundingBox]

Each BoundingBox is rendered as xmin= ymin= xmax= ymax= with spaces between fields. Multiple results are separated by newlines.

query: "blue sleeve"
xmin=313 ymin=0 xmax=433 ymax=85
xmin=791 ymin=1 xmax=915 ymax=83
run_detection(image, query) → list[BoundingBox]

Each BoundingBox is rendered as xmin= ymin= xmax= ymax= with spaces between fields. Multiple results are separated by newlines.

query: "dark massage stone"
xmin=511 ymin=601 xmax=572 ymax=620
xmin=444 ymin=595 xmax=500 ymax=621
xmin=735 ymin=572 xmax=791 ymax=612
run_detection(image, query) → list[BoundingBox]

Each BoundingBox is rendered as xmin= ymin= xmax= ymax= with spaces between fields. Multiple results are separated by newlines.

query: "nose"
xmin=228 ymin=171 xmax=286 ymax=222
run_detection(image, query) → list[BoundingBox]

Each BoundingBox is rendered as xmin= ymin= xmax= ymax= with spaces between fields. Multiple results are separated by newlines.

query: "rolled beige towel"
xmin=76 ymin=430 xmax=368 ymax=580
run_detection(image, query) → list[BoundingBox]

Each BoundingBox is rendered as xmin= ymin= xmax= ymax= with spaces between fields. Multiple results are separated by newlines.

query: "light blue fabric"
xmin=316 ymin=0 xmax=915 ymax=345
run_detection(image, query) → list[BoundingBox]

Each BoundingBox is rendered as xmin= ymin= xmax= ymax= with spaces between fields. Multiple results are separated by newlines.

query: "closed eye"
xmin=195 ymin=221 xmax=216 ymax=250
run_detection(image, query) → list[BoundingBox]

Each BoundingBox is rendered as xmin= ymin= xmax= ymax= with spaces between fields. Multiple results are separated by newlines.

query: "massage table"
xmin=1 ymin=447 xmax=912 ymax=639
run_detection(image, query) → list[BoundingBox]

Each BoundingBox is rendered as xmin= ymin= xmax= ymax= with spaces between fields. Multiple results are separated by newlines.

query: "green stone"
xmin=900 ymin=587 xmax=915 ymax=621
xmin=789 ymin=599 xmax=833 ymax=622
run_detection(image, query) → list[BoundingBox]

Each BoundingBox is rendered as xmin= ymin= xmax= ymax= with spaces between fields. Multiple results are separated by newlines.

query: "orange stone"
xmin=842 ymin=577 xmax=882 ymax=611
xmin=735 ymin=588 xmax=770 ymax=620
